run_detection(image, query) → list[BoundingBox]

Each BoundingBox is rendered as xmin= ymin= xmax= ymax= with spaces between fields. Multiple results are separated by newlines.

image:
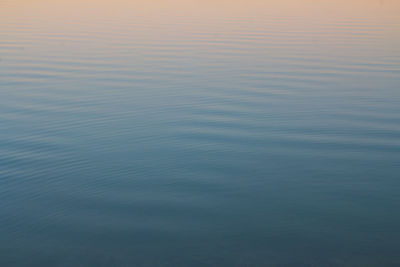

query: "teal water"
xmin=1 ymin=0 xmax=400 ymax=266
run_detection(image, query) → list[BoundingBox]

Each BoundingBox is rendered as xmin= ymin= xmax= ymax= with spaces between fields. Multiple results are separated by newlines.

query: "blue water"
xmin=1 ymin=0 xmax=400 ymax=266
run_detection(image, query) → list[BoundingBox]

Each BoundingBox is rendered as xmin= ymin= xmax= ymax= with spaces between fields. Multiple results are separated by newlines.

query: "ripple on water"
xmin=1 ymin=0 xmax=400 ymax=266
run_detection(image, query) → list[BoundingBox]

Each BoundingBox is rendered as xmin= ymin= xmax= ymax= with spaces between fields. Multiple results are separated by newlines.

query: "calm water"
xmin=1 ymin=0 xmax=400 ymax=266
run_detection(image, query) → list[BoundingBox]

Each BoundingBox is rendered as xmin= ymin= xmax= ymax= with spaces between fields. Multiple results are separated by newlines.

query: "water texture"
xmin=1 ymin=0 xmax=400 ymax=266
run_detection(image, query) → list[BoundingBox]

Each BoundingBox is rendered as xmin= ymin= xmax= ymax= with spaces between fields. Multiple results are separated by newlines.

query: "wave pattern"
xmin=1 ymin=0 xmax=400 ymax=266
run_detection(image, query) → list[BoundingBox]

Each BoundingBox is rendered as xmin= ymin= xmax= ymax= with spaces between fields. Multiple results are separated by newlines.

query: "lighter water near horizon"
xmin=1 ymin=0 xmax=400 ymax=266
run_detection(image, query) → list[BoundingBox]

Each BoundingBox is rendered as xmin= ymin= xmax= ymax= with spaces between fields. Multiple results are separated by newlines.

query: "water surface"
xmin=1 ymin=0 xmax=400 ymax=266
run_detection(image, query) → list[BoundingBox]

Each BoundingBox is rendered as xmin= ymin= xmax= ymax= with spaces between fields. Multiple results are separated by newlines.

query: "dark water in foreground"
xmin=1 ymin=0 xmax=400 ymax=266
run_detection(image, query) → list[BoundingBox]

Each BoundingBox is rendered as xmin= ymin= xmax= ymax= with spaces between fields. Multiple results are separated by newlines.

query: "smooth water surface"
xmin=1 ymin=0 xmax=400 ymax=266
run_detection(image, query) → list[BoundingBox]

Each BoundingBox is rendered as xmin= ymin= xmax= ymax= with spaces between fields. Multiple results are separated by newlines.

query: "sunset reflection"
xmin=1 ymin=0 xmax=399 ymax=266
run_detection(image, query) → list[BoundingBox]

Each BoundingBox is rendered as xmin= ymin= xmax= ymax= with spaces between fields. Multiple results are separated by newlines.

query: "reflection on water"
xmin=1 ymin=0 xmax=400 ymax=266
